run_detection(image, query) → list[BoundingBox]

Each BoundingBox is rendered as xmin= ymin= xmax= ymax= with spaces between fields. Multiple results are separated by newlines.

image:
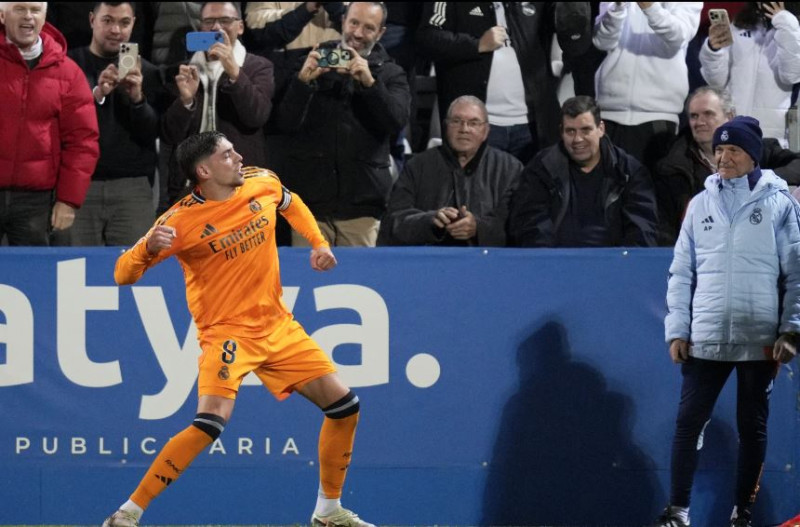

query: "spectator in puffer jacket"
xmin=657 ymin=116 xmax=800 ymax=527
xmin=0 ymin=2 xmax=99 ymax=246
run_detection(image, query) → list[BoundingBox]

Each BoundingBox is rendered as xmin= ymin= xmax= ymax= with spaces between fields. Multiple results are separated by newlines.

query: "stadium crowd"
xmin=1 ymin=1 xmax=798 ymax=249
xmin=3 ymin=3 xmax=800 ymax=527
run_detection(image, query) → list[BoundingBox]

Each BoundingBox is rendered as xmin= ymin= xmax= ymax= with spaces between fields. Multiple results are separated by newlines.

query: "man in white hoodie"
xmin=593 ymin=2 xmax=701 ymax=172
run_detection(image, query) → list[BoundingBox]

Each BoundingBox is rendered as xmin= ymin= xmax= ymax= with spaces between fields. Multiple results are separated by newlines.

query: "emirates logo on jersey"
xmin=249 ymin=198 xmax=262 ymax=213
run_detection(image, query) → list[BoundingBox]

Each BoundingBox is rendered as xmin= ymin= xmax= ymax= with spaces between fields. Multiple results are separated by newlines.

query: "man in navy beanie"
xmin=712 ymin=116 xmax=764 ymax=189
xmin=654 ymin=114 xmax=800 ymax=527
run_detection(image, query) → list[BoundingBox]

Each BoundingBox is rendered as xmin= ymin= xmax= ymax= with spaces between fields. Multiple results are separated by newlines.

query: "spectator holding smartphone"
xmin=700 ymin=2 xmax=800 ymax=145
xmin=270 ymin=2 xmax=410 ymax=247
xmin=61 ymin=1 xmax=163 ymax=246
xmin=162 ymin=1 xmax=275 ymax=203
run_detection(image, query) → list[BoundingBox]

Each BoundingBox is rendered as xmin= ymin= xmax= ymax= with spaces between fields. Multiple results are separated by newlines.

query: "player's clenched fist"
xmin=147 ymin=225 xmax=177 ymax=255
xmin=310 ymin=246 xmax=337 ymax=271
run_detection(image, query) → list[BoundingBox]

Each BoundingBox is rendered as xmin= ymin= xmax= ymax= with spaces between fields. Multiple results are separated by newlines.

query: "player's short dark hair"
xmin=176 ymin=131 xmax=227 ymax=184
xmin=344 ymin=2 xmax=387 ymax=27
xmin=561 ymin=96 xmax=602 ymax=126
xmin=200 ymin=1 xmax=242 ymax=19
xmin=92 ymin=2 xmax=136 ymax=13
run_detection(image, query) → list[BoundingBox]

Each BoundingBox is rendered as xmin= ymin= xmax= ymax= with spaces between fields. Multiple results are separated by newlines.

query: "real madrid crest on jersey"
xmin=249 ymin=197 xmax=262 ymax=213
xmin=750 ymin=207 xmax=763 ymax=225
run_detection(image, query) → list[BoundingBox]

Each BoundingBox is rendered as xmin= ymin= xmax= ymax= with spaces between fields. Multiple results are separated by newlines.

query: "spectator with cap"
xmin=656 ymin=115 xmax=800 ymax=527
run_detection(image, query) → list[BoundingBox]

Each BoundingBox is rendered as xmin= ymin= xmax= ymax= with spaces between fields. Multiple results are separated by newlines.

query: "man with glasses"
xmin=270 ymin=2 xmax=410 ymax=247
xmin=508 ymin=95 xmax=659 ymax=247
xmin=162 ymin=1 xmax=274 ymax=202
xmin=378 ymin=95 xmax=522 ymax=246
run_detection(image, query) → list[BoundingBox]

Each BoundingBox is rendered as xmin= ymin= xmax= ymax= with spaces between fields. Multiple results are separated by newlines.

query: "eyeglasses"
xmin=200 ymin=17 xmax=241 ymax=28
xmin=446 ymin=118 xmax=487 ymax=130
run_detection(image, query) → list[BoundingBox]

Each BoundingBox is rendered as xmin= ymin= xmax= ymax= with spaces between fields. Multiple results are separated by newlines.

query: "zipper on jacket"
xmin=722 ymin=186 xmax=776 ymax=342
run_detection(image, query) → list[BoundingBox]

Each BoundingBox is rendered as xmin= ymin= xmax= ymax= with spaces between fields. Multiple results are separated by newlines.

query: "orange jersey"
xmin=114 ymin=167 xmax=328 ymax=336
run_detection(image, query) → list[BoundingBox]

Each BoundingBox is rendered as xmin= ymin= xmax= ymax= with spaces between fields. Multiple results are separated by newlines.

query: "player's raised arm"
xmin=114 ymin=225 xmax=177 ymax=285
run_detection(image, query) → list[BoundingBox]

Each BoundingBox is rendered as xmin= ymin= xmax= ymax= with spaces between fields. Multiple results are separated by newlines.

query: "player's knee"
xmin=322 ymin=390 xmax=360 ymax=419
xmin=192 ymin=412 xmax=227 ymax=440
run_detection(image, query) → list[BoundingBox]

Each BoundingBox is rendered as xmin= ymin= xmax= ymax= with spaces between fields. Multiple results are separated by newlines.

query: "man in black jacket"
xmin=271 ymin=2 xmax=410 ymax=247
xmin=655 ymin=86 xmax=800 ymax=245
xmin=508 ymin=96 xmax=659 ymax=248
xmin=416 ymin=2 xmax=591 ymax=163
xmin=378 ymin=95 xmax=522 ymax=246
xmin=62 ymin=1 xmax=162 ymax=246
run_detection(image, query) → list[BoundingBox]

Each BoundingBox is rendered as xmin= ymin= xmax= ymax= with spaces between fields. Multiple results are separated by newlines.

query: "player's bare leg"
xmin=300 ymin=373 xmax=374 ymax=527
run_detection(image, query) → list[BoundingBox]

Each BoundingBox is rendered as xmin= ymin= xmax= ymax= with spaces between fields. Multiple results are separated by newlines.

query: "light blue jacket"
xmin=665 ymin=169 xmax=800 ymax=360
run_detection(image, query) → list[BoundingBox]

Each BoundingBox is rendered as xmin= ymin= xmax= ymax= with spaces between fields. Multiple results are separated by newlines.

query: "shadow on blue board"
xmin=481 ymin=318 xmax=662 ymax=526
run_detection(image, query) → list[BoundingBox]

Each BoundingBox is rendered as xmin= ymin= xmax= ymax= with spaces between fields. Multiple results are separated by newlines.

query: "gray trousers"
xmin=53 ymin=176 xmax=155 ymax=247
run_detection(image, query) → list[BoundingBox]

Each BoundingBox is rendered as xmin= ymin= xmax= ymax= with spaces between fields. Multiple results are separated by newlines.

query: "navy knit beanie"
xmin=712 ymin=116 xmax=763 ymax=165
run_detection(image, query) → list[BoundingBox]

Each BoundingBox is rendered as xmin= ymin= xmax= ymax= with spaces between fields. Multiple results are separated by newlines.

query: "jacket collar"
xmin=0 ymin=22 xmax=66 ymax=68
xmin=548 ymin=135 xmax=620 ymax=176
xmin=440 ymin=140 xmax=488 ymax=174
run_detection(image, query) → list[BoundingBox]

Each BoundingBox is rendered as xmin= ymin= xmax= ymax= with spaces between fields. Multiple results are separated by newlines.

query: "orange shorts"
xmin=197 ymin=317 xmax=336 ymax=400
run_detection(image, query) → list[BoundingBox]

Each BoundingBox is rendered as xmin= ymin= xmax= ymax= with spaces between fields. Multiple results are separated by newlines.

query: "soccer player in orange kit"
xmin=103 ymin=131 xmax=374 ymax=527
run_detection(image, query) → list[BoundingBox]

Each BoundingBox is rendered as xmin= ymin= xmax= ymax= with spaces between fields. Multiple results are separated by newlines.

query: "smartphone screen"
xmin=186 ymin=31 xmax=224 ymax=52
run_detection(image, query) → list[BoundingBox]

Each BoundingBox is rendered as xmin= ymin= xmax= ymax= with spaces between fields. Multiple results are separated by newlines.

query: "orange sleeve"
xmin=281 ymin=191 xmax=329 ymax=249
xmin=114 ymin=237 xmax=162 ymax=285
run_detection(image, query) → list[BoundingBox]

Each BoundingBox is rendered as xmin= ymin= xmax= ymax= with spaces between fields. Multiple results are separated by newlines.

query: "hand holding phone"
xmin=118 ymin=42 xmax=139 ymax=79
xmin=186 ymin=31 xmax=225 ymax=52
xmin=317 ymin=46 xmax=353 ymax=69
xmin=708 ymin=9 xmax=733 ymax=51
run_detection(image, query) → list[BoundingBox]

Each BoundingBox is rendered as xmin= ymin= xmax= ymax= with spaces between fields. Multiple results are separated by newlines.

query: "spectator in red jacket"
xmin=0 ymin=2 xmax=99 ymax=246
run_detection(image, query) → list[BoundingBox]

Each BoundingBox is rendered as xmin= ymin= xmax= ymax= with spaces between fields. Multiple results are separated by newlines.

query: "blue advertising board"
xmin=0 ymin=247 xmax=797 ymax=525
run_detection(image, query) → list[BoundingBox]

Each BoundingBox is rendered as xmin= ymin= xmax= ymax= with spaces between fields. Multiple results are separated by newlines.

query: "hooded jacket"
xmin=0 ymin=23 xmax=99 ymax=207
xmin=665 ymin=170 xmax=800 ymax=359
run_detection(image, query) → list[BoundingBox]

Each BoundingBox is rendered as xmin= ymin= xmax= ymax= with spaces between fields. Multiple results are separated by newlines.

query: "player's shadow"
xmin=481 ymin=319 xmax=661 ymax=526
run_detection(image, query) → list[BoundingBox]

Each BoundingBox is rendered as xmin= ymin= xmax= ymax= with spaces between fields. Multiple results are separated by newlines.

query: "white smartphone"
xmin=118 ymin=42 xmax=139 ymax=79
